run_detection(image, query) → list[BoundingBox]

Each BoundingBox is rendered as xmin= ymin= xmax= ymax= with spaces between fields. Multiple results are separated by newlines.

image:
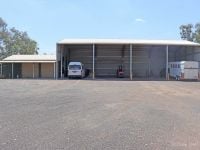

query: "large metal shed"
xmin=56 ymin=39 xmax=200 ymax=80
xmin=0 ymin=55 xmax=56 ymax=79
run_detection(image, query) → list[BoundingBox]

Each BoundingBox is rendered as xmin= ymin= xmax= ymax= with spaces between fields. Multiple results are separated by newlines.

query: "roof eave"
xmin=0 ymin=61 xmax=56 ymax=63
xmin=57 ymin=39 xmax=200 ymax=47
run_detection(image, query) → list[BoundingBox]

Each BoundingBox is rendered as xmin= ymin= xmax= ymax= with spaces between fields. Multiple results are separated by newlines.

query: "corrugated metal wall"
xmin=149 ymin=46 xmax=166 ymax=78
xmin=22 ymin=63 xmax=54 ymax=78
xmin=21 ymin=63 xmax=38 ymax=78
xmin=1 ymin=63 xmax=21 ymax=78
xmin=41 ymin=63 xmax=54 ymax=78
xmin=14 ymin=63 xmax=21 ymax=78
xmin=132 ymin=46 xmax=149 ymax=77
xmin=62 ymin=44 xmax=168 ymax=78
xmin=95 ymin=45 xmax=129 ymax=77
xmin=67 ymin=45 xmax=93 ymax=70
xmin=22 ymin=63 xmax=33 ymax=78
xmin=132 ymin=45 xmax=166 ymax=78
xmin=60 ymin=44 xmax=200 ymax=79
xmin=2 ymin=64 xmax=12 ymax=78
xmin=64 ymin=44 xmax=130 ymax=77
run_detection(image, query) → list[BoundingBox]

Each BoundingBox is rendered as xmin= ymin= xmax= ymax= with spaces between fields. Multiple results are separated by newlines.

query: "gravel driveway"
xmin=0 ymin=79 xmax=200 ymax=150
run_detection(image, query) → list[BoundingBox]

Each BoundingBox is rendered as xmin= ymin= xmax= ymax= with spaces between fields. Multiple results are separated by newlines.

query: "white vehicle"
xmin=168 ymin=61 xmax=199 ymax=80
xmin=68 ymin=62 xmax=85 ymax=78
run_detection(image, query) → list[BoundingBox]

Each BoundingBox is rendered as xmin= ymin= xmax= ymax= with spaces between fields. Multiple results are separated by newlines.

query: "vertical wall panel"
xmin=41 ymin=63 xmax=54 ymax=78
xmin=95 ymin=45 xmax=129 ymax=77
xmin=22 ymin=63 xmax=33 ymax=78
xmin=150 ymin=47 xmax=166 ymax=77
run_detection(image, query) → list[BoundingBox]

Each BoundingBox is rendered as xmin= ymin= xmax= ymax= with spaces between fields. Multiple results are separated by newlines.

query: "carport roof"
xmin=0 ymin=55 xmax=56 ymax=63
xmin=58 ymin=39 xmax=200 ymax=46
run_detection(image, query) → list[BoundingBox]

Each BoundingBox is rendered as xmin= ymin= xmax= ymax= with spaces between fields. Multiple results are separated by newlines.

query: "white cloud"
xmin=135 ymin=18 xmax=146 ymax=23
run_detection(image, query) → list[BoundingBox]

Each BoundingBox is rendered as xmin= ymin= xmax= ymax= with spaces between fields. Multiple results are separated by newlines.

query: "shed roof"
xmin=0 ymin=55 xmax=56 ymax=63
xmin=58 ymin=39 xmax=200 ymax=46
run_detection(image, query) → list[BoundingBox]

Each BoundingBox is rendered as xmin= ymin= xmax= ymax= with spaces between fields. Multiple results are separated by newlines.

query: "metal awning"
xmin=0 ymin=55 xmax=56 ymax=63
xmin=57 ymin=39 xmax=200 ymax=46
xmin=0 ymin=61 xmax=56 ymax=63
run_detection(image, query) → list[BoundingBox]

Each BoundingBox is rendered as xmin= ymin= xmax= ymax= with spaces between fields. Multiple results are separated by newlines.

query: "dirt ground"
xmin=0 ymin=79 xmax=200 ymax=150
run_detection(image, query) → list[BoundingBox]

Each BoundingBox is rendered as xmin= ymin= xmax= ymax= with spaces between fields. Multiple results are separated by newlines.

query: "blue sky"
xmin=0 ymin=0 xmax=200 ymax=54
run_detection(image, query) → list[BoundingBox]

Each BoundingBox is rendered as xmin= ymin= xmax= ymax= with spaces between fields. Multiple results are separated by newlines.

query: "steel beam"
xmin=56 ymin=44 xmax=59 ymax=79
xmin=166 ymin=45 xmax=169 ymax=80
xmin=92 ymin=44 xmax=95 ymax=79
xmin=0 ymin=63 xmax=2 ymax=75
xmin=54 ymin=62 xmax=56 ymax=79
xmin=60 ymin=48 xmax=63 ymax=79
xmin=130 ymin=44 xmax=133 ymax=80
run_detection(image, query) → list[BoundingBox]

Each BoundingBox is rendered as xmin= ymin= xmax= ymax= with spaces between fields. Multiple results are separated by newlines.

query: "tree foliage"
xmin=180 ymin=23 xmax=200 ymax=43
xmin=0 ymin=17 xmax=38 ymax=60
xmin=194 ymin=23 xmax=200 ymax=43
xmin=180 ymin=24 xmax=194 ymax=41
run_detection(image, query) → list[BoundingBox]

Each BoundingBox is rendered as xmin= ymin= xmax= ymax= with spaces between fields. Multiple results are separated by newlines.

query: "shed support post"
xmin=64 ymin=51 xmax=66 ymax=75
xmin=92 ymin=44 xmax=95 ymax=79
xmin=54 ymin=62 xmax=56 ymax=79
xmin=166 ymin=45 xmax=169 ymax=80
xmin=0 ymin=63 xmax=2 ymax=76
xmin=60 ymin=48 xmax=63 ymax=79
xmin=12 ymin=63 xmax=14 ymax=79
xmin=130 ymin=44 xmax=133 ymax=80
xmin=56 ymin=44 xmax=59 ymax=80
xmin=33 ymin=63 xmax=35 ymax=79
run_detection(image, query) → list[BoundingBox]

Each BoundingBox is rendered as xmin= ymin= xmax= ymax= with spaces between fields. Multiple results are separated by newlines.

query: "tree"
xmin=180 ymin=24 xmax=195 ymax=41
xmin=194 ymin=23 xmax=200 ymax=43
xmin=180 ymin=23 xmax=200 ymax=43
xmin=0 ymin=18 xmax=9 ymax=60
xmin=0 ymin=17 xmax=38 ymax=60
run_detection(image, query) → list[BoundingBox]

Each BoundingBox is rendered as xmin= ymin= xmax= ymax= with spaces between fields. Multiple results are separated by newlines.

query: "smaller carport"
xmin=0 ymin=55 xmax=56 ymax=79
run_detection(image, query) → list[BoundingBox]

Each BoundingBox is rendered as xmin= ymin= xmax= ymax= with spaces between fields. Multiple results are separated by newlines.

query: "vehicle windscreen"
xmin=69 ymin=65 xmax=81 ymax=70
